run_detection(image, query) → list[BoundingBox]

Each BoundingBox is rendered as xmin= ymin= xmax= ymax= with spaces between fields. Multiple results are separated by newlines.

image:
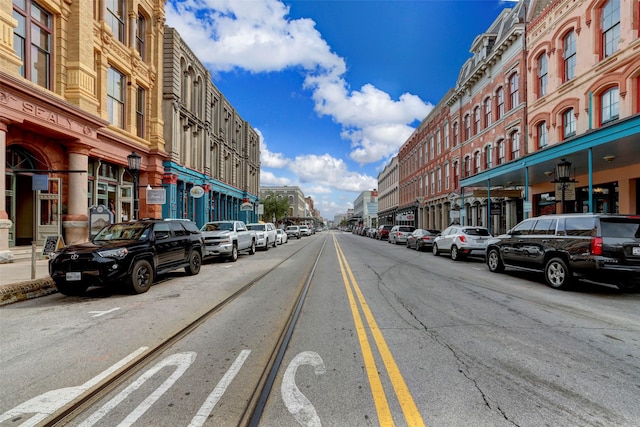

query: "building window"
xmin=537 ymin=53 xmax=547 ymax=97
xmin=445 ymin=164 xmax=450 ymax=190
xmin=484 ymin=145 xmax=491 ymax=169
xmin=444 ymin=124 xmax=449 ymax=149
xmin=430 ymin=171 xmax=435 ymax=194
xmin=601 ymin=87 xmax=619 ymax=124
xmin=453 ymin=122 xmax=459 ymax=146
xmin=511 ymin=132 xmax=520 ymax=160
xmin=12 ymin=0 xmax=52 ymax=89
xmin=424 ymin=173 xmax=429 ymax=196
xmin=509 ymin=74 xmax=519 ymax=109
xmin=563 ymin=108 xmax=576 ymax=139
xmin=453 ymin=162 xmax=459 ymax=188
xmin=107 ymin=67 xmax=126 ymax=128
xmin=437 ymin=168 xmax=442 ymax=192
xmin=496 ymin=87 xmax=504 ymax=119
xmin=429 ymin=136 xmax=435 ymax=158
xmin=464 ymin=157 xmax=471 ymax=178
xmin=106 ymin=0 xmax=126 ymax=43
xmin=537 ymin=122 xmax=548 ymax=149
xmin=563 ymin=30 xmax=576 ymax=82
xmin=136 ymin=86 xmax=145 ymax=138
xmin=464 ymin=114 xmax=470 ymax=140
xmin=474 ymin=151 xmax=481 ymax=174
xmin=436 ymin=130 xmax=441 ymax=154
xmin=136 ymin=13 xmax=145 ymax=60
xmin=484 ymin=97 xmax=492 ymax=128
xmin=602 ymin=0 xmax=620 ymax=58
xmin=474 ymin=106 xmax=481 ymax=134
xmin=497 ymin=139 xmax=505 ymax=165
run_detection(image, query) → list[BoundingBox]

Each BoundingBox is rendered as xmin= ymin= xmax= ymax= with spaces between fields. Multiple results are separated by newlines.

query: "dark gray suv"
xmin=486 ymin=213 xmax=640 ymax=291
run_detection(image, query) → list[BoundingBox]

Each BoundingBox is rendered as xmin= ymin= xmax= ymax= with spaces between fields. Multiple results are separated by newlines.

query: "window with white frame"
xmin=602 ymin=0 xmax=620 ymax=58
xmin=429 ymin=136 xmax=435 ymax=159
xmin=563 ymin=30 xmax=576 ymax=82
xmin=537 ymin=53 xmax=547 ymax=97
xmin=511 ymin=131 xmax=520 ymax=160
xmin=497 ymin=139 xmax=505 ymax=165
xmin=496 ymin=88 xmax=504 ymax=119
xmin=474 ymin=151 xmax=481 ymax=174
xmin=537 ymin=122 xmax=547 ymax=148
xmin=563 ymin=108 xmax=576 ymax=139
xmin=436 ymin=129 xmax=441 ymax=154
xmin=509 ymin=74 xmax=519 ymax=109
xmin=444 ymin=124 xmax=450 ymax=149
xmin=484 ymin=145 xmax=491 ymax=169
xmin=484 ymin=97 xmax=491 ymax=127
xmin=464 ymin=114 xmax=470 ymax=140
xmin=445 ymin=163 xmax=450 ymax=189
xmin=474 ymin=107 xmax=481 ymax=134
xmin=107 ymin=67 xmax=126 ymax=128
xmin=430 ymin=171 xmax=435 ymax=194
xmin=601 ymin=87 xmax=619 ymax=124
xmin=424 ymin=173 xmax=429 ymax=196
xmin=453 ymin=122 xmax=459 ymax=146
xmin=437 ymin=168 xmax=442 ymax=192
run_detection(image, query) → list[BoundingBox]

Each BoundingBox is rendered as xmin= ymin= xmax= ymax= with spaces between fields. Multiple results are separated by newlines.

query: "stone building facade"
xmin=377 ymin=155 xmax=398 ymax=226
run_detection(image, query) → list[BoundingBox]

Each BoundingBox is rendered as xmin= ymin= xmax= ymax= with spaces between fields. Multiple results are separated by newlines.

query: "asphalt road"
xmin=1 ymin=231 xmax=639 ymax=426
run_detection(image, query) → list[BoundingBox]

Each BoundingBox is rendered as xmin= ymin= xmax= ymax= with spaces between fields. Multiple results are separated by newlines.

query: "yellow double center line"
xmin=334 ymin=236 xmax=425 ymax=426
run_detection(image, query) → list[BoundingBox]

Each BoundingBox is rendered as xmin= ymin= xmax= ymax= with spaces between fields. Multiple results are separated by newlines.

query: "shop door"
xmin=36 ymin=178 xmax=61 ymax=244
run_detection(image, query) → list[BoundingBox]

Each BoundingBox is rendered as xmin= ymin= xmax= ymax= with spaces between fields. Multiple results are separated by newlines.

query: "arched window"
xmin=496 ymin=87 xmax=504 ymax=119
xmin=453 ymin=161 xmax=459 ymax=188
xmin=601 ymin=87 xmax=619 ymax=124
xmin=537 ymin=53 xmax=547 ymax=97
xmin=509 ymin=74 xmax=519 ymax=109
xmin=484 ymin=145 xmax=491 ymax=169
xmin=563 ymin=30 xmax=576 ymax=82
xmin=497 ymin=139 xmax=505 ymax=165
xmin=510 ymin=131 xmax=521 ymax=160
xmin=537 ymin=122 xmax=548 ymax=149
xmin=484 ymin=97 xmax=492 ymax=127
xmin=473 ymin=106 xmax=481 ymax=134
xmin=474 ymin=151 xmax=481 ymax=174
xmin=463 ymin=156 xmax=471 ymax=178
xmin=452 ymin=122 xmax=459 ymax=146
xmin=464 ymin=114 xmax=470 ymax=140
xmin=563 ymin=108 xmax=576 ymax=139
xmin=602 ymin=0 xmax=620 ymax=58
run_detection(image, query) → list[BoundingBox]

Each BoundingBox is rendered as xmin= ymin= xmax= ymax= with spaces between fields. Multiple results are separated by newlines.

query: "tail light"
xmin=459 ymin=235 xmax=467 ymax=243
xmin=590 ymin=237 xmax=603 ymax=255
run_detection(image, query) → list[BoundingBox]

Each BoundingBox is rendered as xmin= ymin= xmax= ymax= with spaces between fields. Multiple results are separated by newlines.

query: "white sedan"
xmin=275 ymin=229 xmax=288 ymax=244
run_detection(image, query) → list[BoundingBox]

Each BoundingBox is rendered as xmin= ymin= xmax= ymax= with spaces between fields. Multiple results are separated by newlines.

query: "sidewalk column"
xmin=63 ymin=142 xmax=90 ymax=244
xmin=0 ymin=119 xmax=13 ymax=262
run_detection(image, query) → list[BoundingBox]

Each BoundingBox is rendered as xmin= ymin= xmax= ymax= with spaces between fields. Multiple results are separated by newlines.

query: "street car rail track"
xmin=44 ymin=235 xmax=327 ymax=427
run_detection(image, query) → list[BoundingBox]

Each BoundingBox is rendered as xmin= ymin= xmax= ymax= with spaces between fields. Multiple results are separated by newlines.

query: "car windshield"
xmin=202 ymin=222 xmax=232 ymax=232
xmin=399 ymin=227 xmax=414 ymax=232
xmin=247 ymin=224 xmax=265 ymax=231
xmin=463 ymin=227 xmax=491 ymax=236
xmin=93 ymin=223 xmax=147 ymax=241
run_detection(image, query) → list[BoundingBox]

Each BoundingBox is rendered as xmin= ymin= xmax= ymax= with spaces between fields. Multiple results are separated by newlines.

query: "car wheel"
xmin=432 ymin=243 xmax=440 ymax=256
xmin=544 ymin=257 xmax=572 ymax=290
xmin=487 ymin=248 xmax=505 ymax=273
xmin=129 ymin=259 xmax=153 ymax=294
xmin=228 ymin=244 xmax=239 ymax=262
xmin=451 ymin=245 xmax=460 ymax=261
xmin=55 ymin=283 xmax=88 ymax=296
xmin=415 ymin=242 xmax=421 ymax=251
xmin=273 ymin=238 xmax=277 ymax=248
xmin=248 ymin=240 xmax=256 ymax=255
xmin=185 ymin=250 xmax=202 ymax=274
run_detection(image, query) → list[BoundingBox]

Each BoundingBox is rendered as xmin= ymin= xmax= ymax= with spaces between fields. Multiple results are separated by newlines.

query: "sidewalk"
xmin=0 ymin=256 xmax=57 ymax=307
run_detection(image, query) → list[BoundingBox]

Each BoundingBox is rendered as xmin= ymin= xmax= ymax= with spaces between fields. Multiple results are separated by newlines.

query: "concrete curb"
xmin=0 ymin=278 xmax=58 ymax=307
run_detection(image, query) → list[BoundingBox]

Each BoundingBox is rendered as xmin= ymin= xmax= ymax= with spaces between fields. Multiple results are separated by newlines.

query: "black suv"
xmin=49 ymin=219 xmax=204 ymax=295
xmin=486 ymin=213 xmax=640 ymax=291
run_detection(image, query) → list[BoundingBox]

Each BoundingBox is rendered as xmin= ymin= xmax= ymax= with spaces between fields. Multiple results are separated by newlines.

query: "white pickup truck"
xmin=200 ymin=220 xmax=257 ymax=262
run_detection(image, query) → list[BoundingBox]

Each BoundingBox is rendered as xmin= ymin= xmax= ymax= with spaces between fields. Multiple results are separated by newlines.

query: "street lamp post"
xmin=555 ymin=158 xmax=572 ymax=214
xmin=127 ymin=151 xmax=141 ymax=220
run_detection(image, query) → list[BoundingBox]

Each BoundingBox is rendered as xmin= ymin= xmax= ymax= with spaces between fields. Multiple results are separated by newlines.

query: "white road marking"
xmin=188 ymin=349 xmax=251 ymax=427
xmin=79 ymin=352 xmax=197 ymax=426
xmin=0 ymin=347 xmax=148 ymax=427
xmin=281 ymin=351 xmax=325 ymax=427
xmin=89 ymin=308 xmax=120 ymax=317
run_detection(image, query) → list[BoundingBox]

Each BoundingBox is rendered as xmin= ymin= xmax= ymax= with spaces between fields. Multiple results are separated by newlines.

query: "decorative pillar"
xmin=0 ymin=119 xmax=13 ymax=262
xmin=63 ymin=142 xmax=91 ymax=244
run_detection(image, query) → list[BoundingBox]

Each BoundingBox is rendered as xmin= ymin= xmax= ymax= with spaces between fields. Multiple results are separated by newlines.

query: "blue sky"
xmin=165 ymin=0 xmax=519 ymax=220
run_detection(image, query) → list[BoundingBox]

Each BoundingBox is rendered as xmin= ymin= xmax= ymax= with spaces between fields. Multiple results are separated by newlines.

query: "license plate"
xmin=633 ymin=247 xmax=640 ymax=256
xmin=66 ymin=272 xmax=81 ymax=281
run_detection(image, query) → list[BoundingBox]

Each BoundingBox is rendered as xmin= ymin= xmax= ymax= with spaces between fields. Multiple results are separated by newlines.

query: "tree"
xmin=261 ymin=193 xmax=290 ymax=223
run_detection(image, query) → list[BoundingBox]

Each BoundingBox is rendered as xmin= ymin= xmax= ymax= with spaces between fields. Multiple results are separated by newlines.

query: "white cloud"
xmin=259 ymin=170 xmax=292 ymax=186
xmin=165 ymin=0 xmax=431 ymax=168
xmin=259 ymin=137 xmax=289 ymax=168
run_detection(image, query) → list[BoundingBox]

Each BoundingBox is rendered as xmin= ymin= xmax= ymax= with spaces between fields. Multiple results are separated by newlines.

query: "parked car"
xmin=432 ymin=225 xmax=491 ymax=260
xmin=406 ymin=229 xmax=440 ymax=251
xmin=486 ymin=213 xmax=640 ymax=291
xmin=246 ymin=222 xmax=277 ymax=249
xmin=276 ymin=228 xmax=288 ymax=244
xmin=388 ymin=225 xmax=416 ymax=244
xmin=49 ymin=219 xmax=204 ymax=295
xmin=200 ymin=220 xmax=256 ymax=261
xmin=299 ymin=225 xmax=312 ymax=236
xmin=376 ymin=225 xmax=393 ymax=240
xmin=286 ymin=225 xmax=302 ymax=239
